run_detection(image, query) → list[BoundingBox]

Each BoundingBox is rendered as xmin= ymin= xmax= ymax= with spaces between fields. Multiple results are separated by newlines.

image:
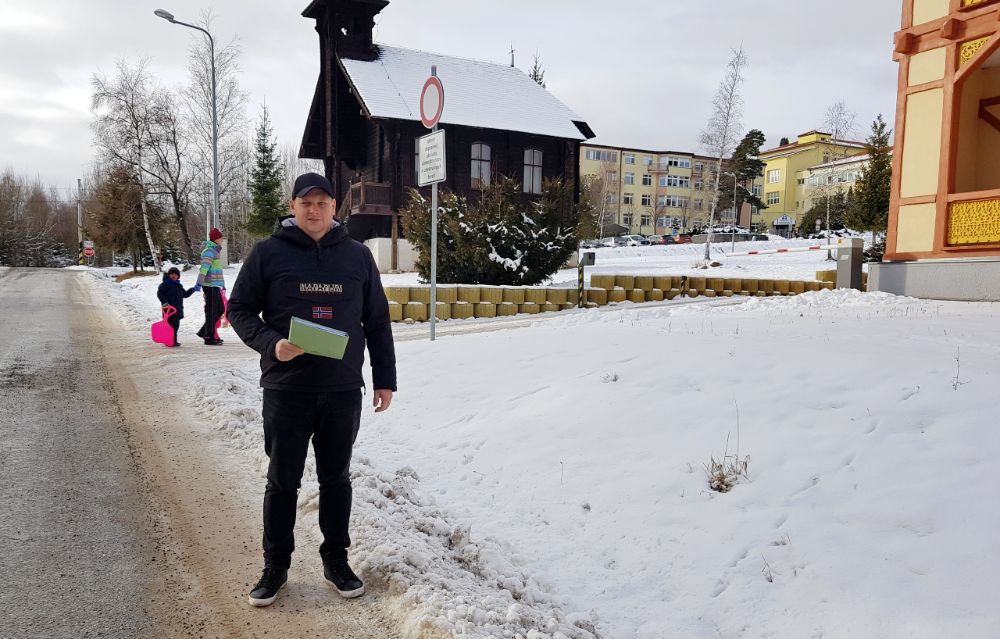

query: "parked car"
xmin=673 ymin=233 xmax=693 ymax=244
xmin=603 ymin=236 xmax=628 ymax=248
xmin=646 ymin=234 xmax=663 ymax=245
xmin=621 ymin=234 xmax=650 ymax=246
xmin=579 ymin=239 xmax=601 ymax=249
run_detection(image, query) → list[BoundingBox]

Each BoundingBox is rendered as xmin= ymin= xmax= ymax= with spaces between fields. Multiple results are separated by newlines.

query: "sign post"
xmin=419 ymin=67 xmax=445 ymax=340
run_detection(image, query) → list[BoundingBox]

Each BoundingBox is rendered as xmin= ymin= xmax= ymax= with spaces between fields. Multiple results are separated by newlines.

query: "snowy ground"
xmin=83 ymin=242 xmax=1000 ymax=639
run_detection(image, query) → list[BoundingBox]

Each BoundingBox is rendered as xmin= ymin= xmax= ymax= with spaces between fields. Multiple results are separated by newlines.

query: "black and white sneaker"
xmin=324 ymin=559 xmax=365 ymax=598
xmin=248 ymin=567 xmax=287 ymax=607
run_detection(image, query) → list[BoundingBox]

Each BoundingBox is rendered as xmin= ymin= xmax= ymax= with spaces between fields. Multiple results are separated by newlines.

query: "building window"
xmin=606 ymin=193 xmax=618 ymax=204
xmin=658 ymin=175 xmax=668 ymax=187
xmin=797 ymin=178 xmax=805 ymax=185
xmin=766 ymin=191 xmax=780 ymax=205
xmin=643 ymin=155 xmax=653 ymax=166
xmin=663 ymin=156 xmax=692 ymax=168
xmin=624 ymin=172 xmax=635 ymax=185
xmin=694 ymin=161 xmax=704 ymax=171
xmin=624 ymin=152 xmax=635 ymax=165
xmin=694 ymin=180 xmax=703 ymax=190
xmin=641 ymin=214 xmax=651 ymax=226
xmin=641 ymin=194 xmax=652 ymax=206
xmin=752 ymin=185 xmax=763 ymax=197
xmin=642 ymin=174 xmax=652 ymax=186
xmin=472 ymin=143 xmax=492 ymax=188
xmin=607 ymin=171 xmax=618 ymax=183
xmin=694 ymin=199 xmax=703 ymax=211
xmin=523 ymin=148 xmax=543 ymax=194
xmin=585 ymin=149 xmax=618 ymax=162
xmin=665 ymin=175 xmax=690 ymax=188
xmin=658 ymin=195 xmax=688 ymax=208
xmin=623 ymin=192 xmax=634 ymax=205
xmin=767 ymin=169 xmax=781 ymax=184
xmin=623 ymin=213 xmax=633 ymax=226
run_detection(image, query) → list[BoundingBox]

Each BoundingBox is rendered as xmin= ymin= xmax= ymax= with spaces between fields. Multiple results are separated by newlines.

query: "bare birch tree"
xmin=91 ymin=59 xmax=161 ymax=270
xmin=820 ymin=100 xmax=857 ymax=257
xmin=146 ymin=90 xmax=199 ymax=263
xmin=182 ymin=11 xmax=248 ymax=229
xmin=699 ymin=47 xmax=748 ymax=261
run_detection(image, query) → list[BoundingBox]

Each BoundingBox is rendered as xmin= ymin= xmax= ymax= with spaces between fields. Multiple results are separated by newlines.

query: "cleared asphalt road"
xmin=0 ymin=269 xmax=402 ymax=639
xmin=0 ymin=268 xmax=154 ymax=638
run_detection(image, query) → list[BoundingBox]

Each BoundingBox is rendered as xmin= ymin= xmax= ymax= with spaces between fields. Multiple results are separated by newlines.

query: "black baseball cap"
xmin=293 ymin=172 xmax=335 ymax=199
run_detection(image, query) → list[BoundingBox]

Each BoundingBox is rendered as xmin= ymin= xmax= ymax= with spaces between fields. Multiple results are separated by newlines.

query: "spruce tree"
xmin=846 ymin=114 xmax=892 ymax=239
xmin=247 ymin=104 xmax=285 ymax=235
xmin=529 ymin=53 xmax=546 ymax=88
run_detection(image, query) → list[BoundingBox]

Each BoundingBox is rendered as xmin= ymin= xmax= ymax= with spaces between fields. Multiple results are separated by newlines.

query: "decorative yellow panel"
xmin=962 ymin=0 xmax=995 ymax=7
xmin=960 ymin=38 xmax=990 ymax=67
xmin=912 ymin=0 xmax=950 ymax=25
xmin=896 ymin=203 xmax=938 ymax=253
xmin=948 ymin=199 xmax=1000 ymax=245
xmin=908 ymin=47 xmax=947 ymax=85
xmin=900 ymin=89 xmax=944 ymax=199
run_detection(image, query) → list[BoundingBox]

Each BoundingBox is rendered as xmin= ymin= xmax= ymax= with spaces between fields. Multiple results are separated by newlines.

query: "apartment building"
xmin=580 ymin=144 xmax=743 ymax=236
xmin=757 ymin=131 xmax=866 ymax=234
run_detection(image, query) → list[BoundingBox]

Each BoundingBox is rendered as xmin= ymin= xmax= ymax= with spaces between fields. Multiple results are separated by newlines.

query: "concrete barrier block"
xmin=497 ymin=301 xmax=518 ymax=316
xmin=502 ymin=287 xmax=526 ymax=304
xmin=820 ymin=281 xmax=835 ymax=290
xmin=789 ymin=281 xmax=806 ymax=295
xmin=647 ymin=288 xmax=664 ymax=302
xmin=666 ymin=289 xmax=682 ymax=300
xmin=457 ymin=286 xmax=482 ymax=303
xmin=519 ymin=302 xmax=541 ymax=314
xmin=409 ymin=287 xmax=431 ymax=304
xmin=586 ymin=288 xmax=608 ymax=305
xmin=653 ymin=276 xmax=672 ymax=291
xmin=433 ymin=301 xmax=451 ymax=320
xmin=685 ymin=289 xmax=699 ymax=298
xmin=614 ymin=275 xmax=635 ymax=290
xmin=451 ymin=301 xmax=474 ymax=319
xmin=634 ymin=276 xmax=655 ymax=291
xmin=742 ymin=278 xmax=759 ymax=294
xmin=436 ymin=286 xmax=459 ymax=304
xmin=805 ymin=281 xmax=821 ymax=292
xmin=708 ymin=277 xmax=725 ymax=292
xmin=689 ymin=276 xmax=707 ymax=292
xmin=480 ymin=287 xmax=503 ymax=304
xmin=541 ymin=301 xmax=560 ymax=312
xmin=546 ymin=288 xmax=569 ymax=304
xmin=561 ymin=302 xmax=577 ymax=311
xmin=388 ymin=301 xmax=403 ymax=322
xmin=775 ymin=280 xmax=791 ymax=295
xmin=404 ymin=301 xmax=428 ymax=321
xmin=473 ymin=302 xmax=497 ymax=318
xmin=628 ymin=289 xmax=645 ymax=303
xmin=385 ymin=287 xmax=410 ymax=305
xmin=724 ymin=278 xmax=741 ymax=292
xmin=590 ymin=274 xmax=616 ymax=290
xmin=524 ymin=288 xmax=547 ymax=304
xmin=608 ymin=287 xmax=627 ymax=303
xmin=759 ymin=279 xmax=775 ymax=295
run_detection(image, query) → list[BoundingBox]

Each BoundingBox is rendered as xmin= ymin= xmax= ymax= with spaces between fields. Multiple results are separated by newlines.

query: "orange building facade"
xmin=873 ymin=0 xmax=1000 ymax=300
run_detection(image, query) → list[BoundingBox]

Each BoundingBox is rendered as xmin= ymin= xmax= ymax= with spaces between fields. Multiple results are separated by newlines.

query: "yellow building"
xmin=757 ymin=131 xmax=865 ymax=234
xmin=580 ymin=144 xmax=748 ymax=236
xmin=871 ymin=0 xmax=1000 ymax=301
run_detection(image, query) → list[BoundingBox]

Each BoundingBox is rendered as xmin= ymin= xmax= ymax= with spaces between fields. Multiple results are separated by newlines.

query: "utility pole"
xmin=77 ymin=178 xmax=84 ymax=266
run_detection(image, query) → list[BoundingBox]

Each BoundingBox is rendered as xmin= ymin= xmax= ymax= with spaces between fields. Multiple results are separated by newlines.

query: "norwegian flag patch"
xmin=312 ymin=306 xmax=333 ymax=320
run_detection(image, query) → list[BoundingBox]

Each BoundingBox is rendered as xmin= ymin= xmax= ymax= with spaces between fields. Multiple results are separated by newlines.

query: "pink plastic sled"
xmin=214 ymin=290 xmax=229 ymax=339
xmin=151 ymin=305 xmax=177 ymax=346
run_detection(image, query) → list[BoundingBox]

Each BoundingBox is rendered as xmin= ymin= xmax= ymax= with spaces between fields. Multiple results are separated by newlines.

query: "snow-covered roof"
xmin=339 ymin=45 xmax=592 ymax=141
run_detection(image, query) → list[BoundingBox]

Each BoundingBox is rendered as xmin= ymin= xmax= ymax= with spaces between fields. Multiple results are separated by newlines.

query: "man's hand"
xmin=274 ymin=338 xmax=305 ymax=362
xmin=373 ymin=389 xmax=393 ymax=413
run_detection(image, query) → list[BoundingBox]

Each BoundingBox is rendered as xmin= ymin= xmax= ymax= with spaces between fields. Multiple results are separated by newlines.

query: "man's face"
xmin=290 ymin=189 xmax=336 ymax=241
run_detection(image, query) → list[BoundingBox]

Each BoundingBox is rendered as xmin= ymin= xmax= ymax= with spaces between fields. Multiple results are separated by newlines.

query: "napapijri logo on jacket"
xmin=300 ymin=283 xmax=343 ymax=294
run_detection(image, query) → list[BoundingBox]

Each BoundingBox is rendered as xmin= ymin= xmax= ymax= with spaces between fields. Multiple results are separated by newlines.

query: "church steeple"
xmin=302 ymin=0 xmax=389 ymax=61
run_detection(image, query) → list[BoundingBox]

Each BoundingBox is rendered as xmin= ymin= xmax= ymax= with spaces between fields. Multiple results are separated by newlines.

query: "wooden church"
xmin=299 ymin=0 xmax=595 ymax=269
xmin=873 ymin=0 xmax=1000 ymax=300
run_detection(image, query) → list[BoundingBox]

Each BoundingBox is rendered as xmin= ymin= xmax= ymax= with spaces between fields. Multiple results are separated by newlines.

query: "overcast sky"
xmin=1 ymin=0 xmax=903 ymax=199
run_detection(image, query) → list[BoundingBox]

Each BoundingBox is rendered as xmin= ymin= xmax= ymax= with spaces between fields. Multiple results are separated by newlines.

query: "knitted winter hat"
xmin=209 ymin=227 xmax=223 ymax=242
xmin=167 ymin=267 xmax=181 ymax=277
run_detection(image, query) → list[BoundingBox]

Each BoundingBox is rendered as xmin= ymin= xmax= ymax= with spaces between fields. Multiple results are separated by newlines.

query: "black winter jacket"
xmin=156 ymin=275 xmax=196 ymax=319
xmin=227 ymin=220 xmax=397 ymax=393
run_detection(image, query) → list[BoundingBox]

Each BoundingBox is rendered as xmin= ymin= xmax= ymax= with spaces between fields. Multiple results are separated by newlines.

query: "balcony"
xmin=338 ymin=179 xmax=394 ymax=220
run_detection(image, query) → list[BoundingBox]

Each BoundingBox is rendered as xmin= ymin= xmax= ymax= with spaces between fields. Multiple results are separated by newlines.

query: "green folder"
xmin=288 ymin=316 xmax=349 ymax=360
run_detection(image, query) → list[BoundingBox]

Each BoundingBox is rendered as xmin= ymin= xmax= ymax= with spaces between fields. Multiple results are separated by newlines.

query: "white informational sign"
xmin=418 ymin=129 xmax=447 ymax=187
xmin=83 ymin=240 xmax=94 ymax=249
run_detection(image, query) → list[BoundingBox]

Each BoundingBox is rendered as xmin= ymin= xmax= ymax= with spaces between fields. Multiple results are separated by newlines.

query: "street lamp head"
xmin=154 ymin=9 xmax=175 ymax=22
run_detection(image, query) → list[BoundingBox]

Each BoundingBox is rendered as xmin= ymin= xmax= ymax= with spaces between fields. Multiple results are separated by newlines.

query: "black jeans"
xmin=261 ymin=388 xmax=362 ymax=569
xmin=167 ymin=314 xmax=181 ymax=345
xmin=197 ymin=287 xmax=224 ymax=341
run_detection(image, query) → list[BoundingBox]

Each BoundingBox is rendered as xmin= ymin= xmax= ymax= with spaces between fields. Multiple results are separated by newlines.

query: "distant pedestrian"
xmin=228 ymin=172 xmax=396 ymax=607
xmin=156 ymin=267 xmax=197 ymax=347
xmin=194 ymin=227 xmax=226 ymax=345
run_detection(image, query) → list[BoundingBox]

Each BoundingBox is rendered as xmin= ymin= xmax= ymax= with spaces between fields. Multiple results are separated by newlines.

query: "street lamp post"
xmin=723 ymin=171 xmax=739 ymax=253
xmin=154 ymin=8 xmax=219 ymax=241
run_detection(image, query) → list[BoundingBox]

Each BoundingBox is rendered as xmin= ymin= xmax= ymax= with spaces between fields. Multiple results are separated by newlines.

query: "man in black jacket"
xmin=227 ymin=172 xmax=396 ymax=608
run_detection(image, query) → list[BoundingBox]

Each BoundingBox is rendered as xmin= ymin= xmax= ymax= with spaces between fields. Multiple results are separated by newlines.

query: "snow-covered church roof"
xmin=339 ymin=45 xmax=594 ymax=141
